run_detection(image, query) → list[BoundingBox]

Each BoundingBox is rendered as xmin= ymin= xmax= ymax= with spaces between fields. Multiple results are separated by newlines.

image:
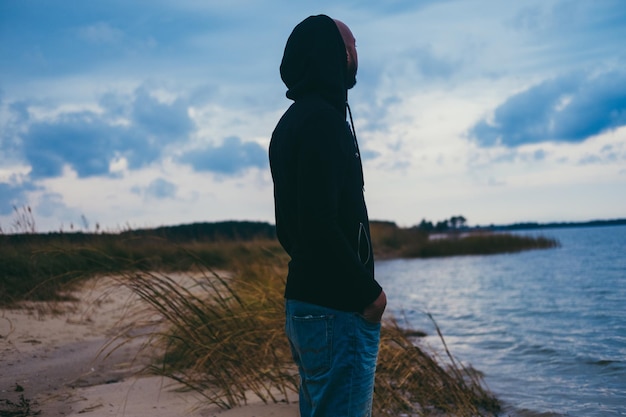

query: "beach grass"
xmin=0 ymin=234 xmax=284 ymax=306
xmin=369 ymin=220 xmax=559 ymax=258
xmin=1 ymin=218 xmax=558 ymax=306
xmin=0 ymin=215 xmax=533 ymax=415
xmin=114 ymin=259 xmax=297 ymax=410
xmin=403 ymin=232 xmax=559 ymax=258
xmin=112 ymin=255 xmax=500 ymax=416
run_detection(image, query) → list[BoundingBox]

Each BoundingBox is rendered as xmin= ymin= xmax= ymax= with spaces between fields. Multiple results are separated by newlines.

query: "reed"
xmin=114 ymin=257 xmax=298 ymax=409
xmin=406 ymin=233 xmax=559 ymax=258
xmin=375 ymin=317 xmax=500 ymax=416
xmin=1 ymin=214 xmax=558 ymax=306
xmin=0 ymin=235 xmax=284 ymax=306
xmin=0 ymin=210 xmax=551 ymax=414
xmin=369 ymin=221 xmax=429 ymax=259
xmin=113 ymin=253 xmax=500 ymax=416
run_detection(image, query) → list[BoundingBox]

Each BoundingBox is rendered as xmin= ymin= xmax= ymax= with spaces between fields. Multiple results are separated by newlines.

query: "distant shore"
xmin=476 ymin=217 xmax=626 ymax=231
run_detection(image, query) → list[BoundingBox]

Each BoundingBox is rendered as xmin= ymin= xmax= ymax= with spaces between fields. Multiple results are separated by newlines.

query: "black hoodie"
xmin=269 ymin=15 xmax=383 ymax=313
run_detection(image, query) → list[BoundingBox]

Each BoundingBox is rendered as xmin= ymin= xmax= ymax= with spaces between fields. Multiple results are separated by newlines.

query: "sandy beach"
xmin=0 ymin=275 xmax=298 ymax=417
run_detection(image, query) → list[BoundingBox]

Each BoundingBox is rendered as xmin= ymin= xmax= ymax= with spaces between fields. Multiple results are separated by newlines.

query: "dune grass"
xmin=376 ymin=318 xmax=500 ymax=416
xmin=0 ymin=234 xmax=284 ymax=306
xmin=1 ymin=215 xmax=558 ymax=306
xmin=405 ymin=232 xmax=559 ymax=258
xmin=115 ymin=261 xmax=297 ymax=409
xmin=111 ymin=252 xmax=500 ymax=416
xmin=0 ymin=210 xmax=558 ymax=415
xmin=368 ymin=221 xmax=559 ymax=259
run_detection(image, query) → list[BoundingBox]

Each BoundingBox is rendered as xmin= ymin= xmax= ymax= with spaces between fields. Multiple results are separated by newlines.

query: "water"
xmin=376 ymin=225 xmax=626 ymax=416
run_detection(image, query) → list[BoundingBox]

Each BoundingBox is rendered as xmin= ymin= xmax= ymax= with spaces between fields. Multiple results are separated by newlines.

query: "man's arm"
xmin=296 ymin=109 xmax=382 ymax=312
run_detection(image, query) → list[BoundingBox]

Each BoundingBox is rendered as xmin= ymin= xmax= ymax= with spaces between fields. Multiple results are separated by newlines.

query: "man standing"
xmin=269 ymin=15 xmax=386 ymax=417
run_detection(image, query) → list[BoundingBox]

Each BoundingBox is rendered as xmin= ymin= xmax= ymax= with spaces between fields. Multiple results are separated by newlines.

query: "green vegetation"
xmin=1 ymin=216 xmax=558 ymax=306
xmin=0 ymin=392 xmax=40 ymax=417
xmin=369 ymin=220 xmax=559 ymax=259
xmin=0 ymin=233 xmax=283 ymax=306
xmin=404 ymin=232 xmax=559 ymax=257
xmin=1 ymin=210 xmax=561 ymax=415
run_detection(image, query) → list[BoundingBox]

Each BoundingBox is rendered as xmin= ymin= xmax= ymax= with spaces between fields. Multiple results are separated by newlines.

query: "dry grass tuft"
xmin=116 ymin=259 xmax=298 ymax=409
xmin=112 ymin=255 xmax=500 ymax=416
xmin=375 ymin=317 xmax=500 ymax=416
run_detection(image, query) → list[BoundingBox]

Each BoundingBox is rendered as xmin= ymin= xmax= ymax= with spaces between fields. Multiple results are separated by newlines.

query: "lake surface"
xmin=376 ymin=225 xmax=626 ymax=417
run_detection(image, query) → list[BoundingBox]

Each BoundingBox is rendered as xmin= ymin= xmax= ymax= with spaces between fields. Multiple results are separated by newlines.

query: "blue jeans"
xmin=285 ymin=299 xmax=381 ymax=417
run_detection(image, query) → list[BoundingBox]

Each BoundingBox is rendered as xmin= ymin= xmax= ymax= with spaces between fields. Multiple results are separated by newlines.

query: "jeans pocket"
xmin=288 ymin=314 xmax=333 ymax=376
xmin=355 ymin=314 xmax=381 ymax=365
xmin=357 ymin=313 xmax=382 ymax=328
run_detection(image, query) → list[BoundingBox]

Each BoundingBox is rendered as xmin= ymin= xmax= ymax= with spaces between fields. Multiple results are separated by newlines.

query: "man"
xmin=269 ymin=15 xmax=386 ymax=417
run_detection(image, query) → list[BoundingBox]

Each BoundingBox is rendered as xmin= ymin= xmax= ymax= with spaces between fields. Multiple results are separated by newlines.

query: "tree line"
xmin=415 ymin=215 xmax=468 ymax=232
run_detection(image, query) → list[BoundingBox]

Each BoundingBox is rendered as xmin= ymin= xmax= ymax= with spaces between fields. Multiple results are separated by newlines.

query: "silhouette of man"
xmin=269 ymin=15 xmax=386 ymax=416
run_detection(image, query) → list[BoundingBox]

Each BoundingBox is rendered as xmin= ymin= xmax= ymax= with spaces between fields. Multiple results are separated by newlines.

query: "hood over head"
xmin=280 ymin=15 xmax=349 ymax=113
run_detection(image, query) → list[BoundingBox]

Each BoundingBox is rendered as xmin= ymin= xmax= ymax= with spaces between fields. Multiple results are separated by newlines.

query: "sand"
xmin=0 ymin=274 xmax=298 ymax=417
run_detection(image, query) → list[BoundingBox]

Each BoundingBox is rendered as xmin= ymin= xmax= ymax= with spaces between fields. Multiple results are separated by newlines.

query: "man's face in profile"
xmin=334 ymin=19 xmax=358 ymax=89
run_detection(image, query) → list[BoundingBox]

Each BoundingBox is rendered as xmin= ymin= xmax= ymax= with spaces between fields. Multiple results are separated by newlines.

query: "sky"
xmin=1 ymin=0 xmax=626 ymax=233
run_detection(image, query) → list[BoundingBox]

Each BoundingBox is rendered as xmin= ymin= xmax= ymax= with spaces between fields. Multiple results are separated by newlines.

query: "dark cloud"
xmin=470 ymin=70 xmax=626 ymax=147
xmin=24 ymin=112 xmax=126 ymax=178
xmin=132 ymin=87 xmax=194 ymax=139
xmin=145 ymin=178 xmax=177 ymax=199
xmin=179 ymin=136 xmax=267 ymax=175
xmin=1 ymin=98 xmax=28 ymax=157
xmin=3 ymin=83 xmax=264 ymax=198
xmin=0 ymin=179 xmax=37 ymax=215
xmin=14 ymin=87 xmax=194 ymax=179
xmin=0 ymin=0 xmax=262 ymax=83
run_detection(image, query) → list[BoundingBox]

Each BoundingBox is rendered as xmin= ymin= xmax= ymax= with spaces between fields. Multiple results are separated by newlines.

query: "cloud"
xmin=577 ymin=143 xmax=623 ymax=166
xmin=511 ymin=1 xmax=626 ymax=38
xmin=23 ymin=112 xmax=128 ymax=178
xmin=469 ymin=70 xmax=626 ymax=147
xmin=132 ymin=87 xmax=194 ymax=138
xmin=36 ymin=192 xmax=71 ymax=218
xmin=15 ymin=87 xmax=195 ymax=179
xmin=145 ymin=177 xmax=178 ymax=199
xmin=410 ymin=46 xmax=459 ymax=79
xmin=0 ymin=178 xmax=37 ymax=215
xmin=131 ymin=177 xmax=177 ymax=200
xmin=360 ymin=149 xmax=381 ymax=160
xmin=178 ymin=136 xmax=267 ymax=175
xmin=508 ymin=1 xmax=626 ymax=69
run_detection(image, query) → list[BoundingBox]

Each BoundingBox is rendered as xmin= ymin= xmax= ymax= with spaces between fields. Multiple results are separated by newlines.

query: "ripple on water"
xmin=377 ymin=225 xmax=626 ymax=417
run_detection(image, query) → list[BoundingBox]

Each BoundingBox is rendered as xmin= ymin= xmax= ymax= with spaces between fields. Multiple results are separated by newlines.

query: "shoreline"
xmin=0 ymin=275 xmax=298 ymax=416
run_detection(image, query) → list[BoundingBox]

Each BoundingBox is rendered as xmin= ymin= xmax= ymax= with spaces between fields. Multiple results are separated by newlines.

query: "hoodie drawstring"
xmin=346 ymin=101 xmax=360 ymax=159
